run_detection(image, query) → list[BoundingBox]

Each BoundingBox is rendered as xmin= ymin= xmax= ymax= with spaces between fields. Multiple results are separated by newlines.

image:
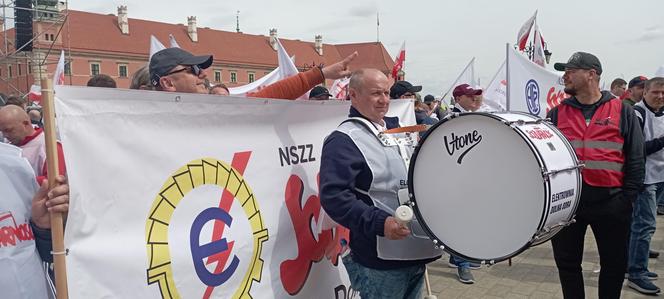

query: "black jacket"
xmin=546 ymin=91 xmax=644 ymax=202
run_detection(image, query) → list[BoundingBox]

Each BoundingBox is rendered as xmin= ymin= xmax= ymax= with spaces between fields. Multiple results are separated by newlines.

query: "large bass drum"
xmin=407 ymin=112 xmax=582 ymax=264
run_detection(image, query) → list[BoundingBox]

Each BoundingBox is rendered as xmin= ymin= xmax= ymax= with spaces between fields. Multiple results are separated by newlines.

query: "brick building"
xmin=0 ymin=5 xmax=395 ymax=96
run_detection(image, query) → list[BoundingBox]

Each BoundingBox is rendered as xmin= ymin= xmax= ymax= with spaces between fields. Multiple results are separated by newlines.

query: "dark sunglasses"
xmin=164 ymin=65 xmax=202 ymax=77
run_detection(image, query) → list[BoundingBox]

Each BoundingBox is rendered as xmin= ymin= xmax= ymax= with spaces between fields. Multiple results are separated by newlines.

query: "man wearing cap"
xmin=309 ymin=86 xmax=332 ymax=100
xmin=149 ymin=47 xmax=357 ymax=99
xmin=623 ymin=76 xmax=648 ymax=106
xmin=390 ymin=80 xmax=422 ymax=99
xmin=320 ymin=69 xmax=442 ymax=298
xmin=628 ymin=77 xmax=664 ymax=295
xmin=548 ymin=52 xmax=644 ymax=299
xmin=451 ymin=84 xmax=483 ymax=113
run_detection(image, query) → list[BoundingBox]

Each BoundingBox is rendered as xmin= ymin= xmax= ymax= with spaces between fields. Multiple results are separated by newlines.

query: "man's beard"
xmin=564 ymin=87 xmax=577 ymax=96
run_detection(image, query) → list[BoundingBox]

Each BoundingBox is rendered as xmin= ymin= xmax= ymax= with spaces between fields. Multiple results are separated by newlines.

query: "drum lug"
xmin=542 ymin=165 xmax=584 ymax=177
xmin=506 ymin=119 xmax=546 ymax=126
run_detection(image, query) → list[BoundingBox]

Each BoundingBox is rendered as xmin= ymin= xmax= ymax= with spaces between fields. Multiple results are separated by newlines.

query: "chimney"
xmin=315 ymin=35 xmax=323 ymax=56
xmin=117 ymin=6 xmax=128 ymax=35
xmin=187 ymin=16 xmax=198 ymax=42
xmin=269 ymin=28 xmax=278 ymax=51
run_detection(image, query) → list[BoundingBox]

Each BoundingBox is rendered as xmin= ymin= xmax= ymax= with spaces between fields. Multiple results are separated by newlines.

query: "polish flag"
xmin=532 ymin=21 xmax=546 ymax=67
xmin=53 ymin=50 xmax=66 ymax=86
xmin=517 ymin=10 xmax=537 ymax=51
xmin=391 ymin=41 xmax=405 ymax=79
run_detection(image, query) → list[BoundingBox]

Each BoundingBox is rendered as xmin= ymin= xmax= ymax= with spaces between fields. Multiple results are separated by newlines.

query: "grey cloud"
xmin=349 ymin=4 xmax=377 ymax=18
xmin=632 ymin=26 xmax=664 ymax=43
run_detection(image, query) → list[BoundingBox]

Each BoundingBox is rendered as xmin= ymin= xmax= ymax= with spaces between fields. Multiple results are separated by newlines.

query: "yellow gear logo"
xmin=145 ymin=157 xmax=268 ymax=298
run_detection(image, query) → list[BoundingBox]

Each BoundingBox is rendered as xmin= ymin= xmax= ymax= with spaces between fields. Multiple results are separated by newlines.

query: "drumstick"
xmin=382 ymin=125 xmax=429 ymax=134
xmin=423 ymin=267 xmax=438 ymax=299
xmin=394 ymin=206 xmax=438 ymax=298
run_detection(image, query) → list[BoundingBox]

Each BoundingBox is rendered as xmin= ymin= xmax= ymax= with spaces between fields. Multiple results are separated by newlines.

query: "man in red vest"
xmin=548 ymin=52 xmax=645 ymax=299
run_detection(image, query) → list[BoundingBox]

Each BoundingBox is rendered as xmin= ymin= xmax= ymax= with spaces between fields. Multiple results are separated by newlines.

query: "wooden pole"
xmin=41 ymin=77 xmax=69 ymax=299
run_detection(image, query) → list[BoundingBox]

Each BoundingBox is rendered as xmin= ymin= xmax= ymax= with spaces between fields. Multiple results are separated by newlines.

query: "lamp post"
xmin=521 ymin=41 xmax=553 ymax=64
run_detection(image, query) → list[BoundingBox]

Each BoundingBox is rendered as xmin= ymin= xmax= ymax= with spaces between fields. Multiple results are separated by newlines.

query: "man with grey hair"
xmin=320 ymin=68 xmax=441 ymax=298
xmin=628 ymin=77 xmax=664 ymax=295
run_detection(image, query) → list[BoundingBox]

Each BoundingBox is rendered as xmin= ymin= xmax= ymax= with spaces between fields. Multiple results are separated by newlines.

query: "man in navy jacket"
xmin=320 ymin=69 xmax=441 ymax=299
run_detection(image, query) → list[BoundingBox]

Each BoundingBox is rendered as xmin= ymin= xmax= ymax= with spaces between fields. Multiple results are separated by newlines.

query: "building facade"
xmin=0 ymin=5 xmax=395 ymax=96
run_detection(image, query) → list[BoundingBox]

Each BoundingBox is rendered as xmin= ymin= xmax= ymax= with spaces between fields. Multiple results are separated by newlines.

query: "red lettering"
xmin=280 ymin=174 xmax=350 ymax=295
xmin=0 ymin=226 xmax=17 ymax=247
xmin=547 ymin=87 xmax=568 ymax=113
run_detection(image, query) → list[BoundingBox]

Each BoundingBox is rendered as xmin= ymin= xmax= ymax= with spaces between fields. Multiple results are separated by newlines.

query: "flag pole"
xmin=505 ymin=43 xmax=511 ymax=111
xmin=441 ymin=57 xmax=475 ymax=101
xmin=41 ymin=77 xmax=69 ymax=299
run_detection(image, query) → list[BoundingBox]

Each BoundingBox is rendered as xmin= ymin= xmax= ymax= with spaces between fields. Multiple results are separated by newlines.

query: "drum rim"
xmin=407 ymin=111 xmax=551 ymax=264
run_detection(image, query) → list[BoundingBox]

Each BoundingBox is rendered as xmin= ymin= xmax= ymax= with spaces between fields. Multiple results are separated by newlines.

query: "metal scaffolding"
xmin=0 ymin=0 xmax=69 ymax=98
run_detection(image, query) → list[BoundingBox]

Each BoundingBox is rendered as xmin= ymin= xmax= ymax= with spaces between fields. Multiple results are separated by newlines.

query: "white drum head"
xmin=410 ymin=113 xmax=545 ymax=262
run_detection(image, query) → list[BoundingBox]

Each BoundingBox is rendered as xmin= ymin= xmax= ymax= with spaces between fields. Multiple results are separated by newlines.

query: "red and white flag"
xmin=517 ymin=10 xmax=537 ymax=51
xmin=27 ymin=84 xmax=42 ymax=104
xmin=532 ymin=21 xmax=546 ymax=67
xmin=329 ymin=77 xmax=350 ymax=99
xmin=391 ymin=41 xmax=405 ymax=78
xmin=53 ymin=50 xmax=66 ymax=86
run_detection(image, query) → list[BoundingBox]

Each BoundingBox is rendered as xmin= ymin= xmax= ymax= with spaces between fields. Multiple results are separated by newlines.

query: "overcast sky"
xmin=53 ymin=0 xmax=664 ymax=95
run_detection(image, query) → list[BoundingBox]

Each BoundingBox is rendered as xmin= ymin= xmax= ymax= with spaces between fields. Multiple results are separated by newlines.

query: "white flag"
xmin=517 ymin=10 xmax=537 ymax=51
xmin=442 ymin=57 xmax=477 ymax=101
xmin=656 ymin=65 xmax=664 ymax=77
xmin=53 ymin=50 xmax=66 ymax=86
xmin=169 ymin=34 xmax=180 ymax=48
xmin=507 ymin=45 xmax=567 ymax=117
xmin=532 ymin=21 xmax=546 ymax=67
xmin=483 ymin=60 xmax=507 ymax=111
xmin=149 ymin=35 xmax=166 ymax=61
xmin=229 ymin=38 xmax=301 ymax=97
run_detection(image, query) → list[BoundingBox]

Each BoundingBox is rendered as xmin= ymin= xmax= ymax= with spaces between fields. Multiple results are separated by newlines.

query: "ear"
xmin=159 ymin=77 xmax=176 ymax=91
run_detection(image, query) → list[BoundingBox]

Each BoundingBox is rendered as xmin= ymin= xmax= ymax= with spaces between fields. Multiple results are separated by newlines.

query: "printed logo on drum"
xmin=444 ymin=130 xmax=482 ymax=164
xmin=525 ymin=79 xmax=541 ymax=115
xmin=526 ymin=127 xmax=553 ymax=140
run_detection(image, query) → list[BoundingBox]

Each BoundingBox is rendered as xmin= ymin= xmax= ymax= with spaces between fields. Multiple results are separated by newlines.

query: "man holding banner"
xmin=1 ymin=142 xmax=70 ymax=298
xmin=547 ymin=52 xmax=644 ymax=299
xmin=320 ymin=69 xmax=441 ymax=299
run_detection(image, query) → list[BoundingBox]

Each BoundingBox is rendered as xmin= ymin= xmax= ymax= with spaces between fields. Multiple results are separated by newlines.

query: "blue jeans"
xmin=628 ymin=182 xmax=663 ymax=279
xmin=342 ymin=254 xmax=424 ymax=299
xmin=449 ymin=254 xmax=470 ymax=268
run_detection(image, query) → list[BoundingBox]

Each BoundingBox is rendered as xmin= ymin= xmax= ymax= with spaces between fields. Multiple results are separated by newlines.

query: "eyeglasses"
xmin=164 ymin=65 xmax=202 ymax=77
xmin=401 ymin=92 xmax=416 ymax=99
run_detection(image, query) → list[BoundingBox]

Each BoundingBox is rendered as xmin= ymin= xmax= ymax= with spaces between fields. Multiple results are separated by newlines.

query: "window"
xmin=50 ymin=34 xmax=55 ymax=41
xmin=17 ymin=64 xmax=22 ymax=76
xmin=118 ymin=64 xmax=128 ymax=78
xmin=64 ymin=61 xmax=71 ymax=75
xmin=28 ymin=62 xmax=32 ymax=74
xmin=44 ymin=34 xmax=49 ymax=41
xmin=248 ymin=72 xmax=255 ymax=83
xmin=214 ymin=70 xmax=221 ymax=82
xmin=230 ymin=71 xmax=237 ymax=83
xmin=8 ymin=65 xmax=12 ymax=78
xmin=90 ymin=63 xmax=100 ymax=76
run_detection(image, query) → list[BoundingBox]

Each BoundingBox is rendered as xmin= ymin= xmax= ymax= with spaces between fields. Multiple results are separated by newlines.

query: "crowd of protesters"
xmin=1 ymin=46 xmax=664 ymax=298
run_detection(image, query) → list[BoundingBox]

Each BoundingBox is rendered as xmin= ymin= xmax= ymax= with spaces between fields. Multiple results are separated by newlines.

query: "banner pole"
xmin=505 ymin=44 xmax=511 ymax=111
xmin=41 ymin=77 xmax=69 ymax=299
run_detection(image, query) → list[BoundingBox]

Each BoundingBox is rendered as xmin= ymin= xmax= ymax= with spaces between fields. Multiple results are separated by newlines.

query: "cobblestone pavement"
xmin=426 ymin=217 xmax=664 ymax=298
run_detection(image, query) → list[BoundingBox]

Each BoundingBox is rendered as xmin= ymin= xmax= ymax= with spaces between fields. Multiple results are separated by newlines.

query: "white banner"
xmin=483 ymin=60 xmax=507 ymax=111
xmin=507 ymin=46 xmax=567 ymax=117
xmin=55 ymin=86 xmax=413 ymax=299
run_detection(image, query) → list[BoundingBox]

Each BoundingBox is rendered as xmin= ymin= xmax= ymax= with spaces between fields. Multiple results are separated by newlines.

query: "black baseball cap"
xmin=423 ymin=94 xmax=435 ymax=103
xmin=628 ymin=76 xmax=648 ymax=88
xmin=553 ymin=52 xmax=602 ymax=75
xmin=309 ymin=86 xmax=332 ymax=99
xmin=390 ymin=80 xmax=422 ymax=99
xmin=150 ymin=48 xmax=213 ymax=87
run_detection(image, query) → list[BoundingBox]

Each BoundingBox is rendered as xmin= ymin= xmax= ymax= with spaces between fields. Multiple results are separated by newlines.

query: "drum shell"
xmin=407 ymin=112 xmax=581 ymax=263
